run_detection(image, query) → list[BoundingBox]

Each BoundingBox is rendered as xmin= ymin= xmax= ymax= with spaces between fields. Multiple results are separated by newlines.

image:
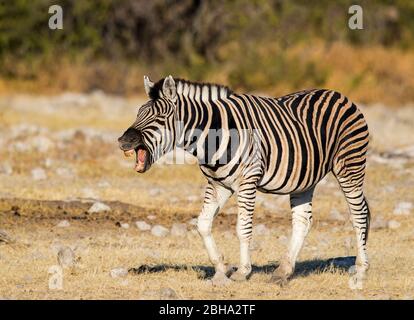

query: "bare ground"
xmin=0 ymin=93 xmax=414 ymax=299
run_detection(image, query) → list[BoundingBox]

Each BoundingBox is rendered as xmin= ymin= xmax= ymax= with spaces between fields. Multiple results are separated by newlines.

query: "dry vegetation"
xmin=0 ymin=93 xmax=414 ymax=299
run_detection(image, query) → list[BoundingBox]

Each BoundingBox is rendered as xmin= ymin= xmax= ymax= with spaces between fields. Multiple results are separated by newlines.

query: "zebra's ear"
xmin=143 ymin=75 xmax=154 ymax=96
xmin=162 ymin=75 xmax=176 ymax=100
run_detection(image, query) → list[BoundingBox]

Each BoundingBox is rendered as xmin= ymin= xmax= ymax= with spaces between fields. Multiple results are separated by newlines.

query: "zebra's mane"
xmin=149 ymin=78 xmax=233 ymax=102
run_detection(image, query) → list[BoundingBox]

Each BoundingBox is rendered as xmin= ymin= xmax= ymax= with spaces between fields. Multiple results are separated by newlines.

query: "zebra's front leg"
xmin=230 ymin=181 xmax=257 ymax=282
xmin=271 ymin=187 xmax=314 ymax=286
xmin=197 ymin=183 xmax=233 ymax=286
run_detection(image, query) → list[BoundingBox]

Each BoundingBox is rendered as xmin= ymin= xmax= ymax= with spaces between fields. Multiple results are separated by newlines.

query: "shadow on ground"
xmin=129 ymin=256 xmax=356 ymax=280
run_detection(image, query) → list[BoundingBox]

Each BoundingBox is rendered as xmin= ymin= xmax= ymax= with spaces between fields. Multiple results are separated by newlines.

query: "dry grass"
xmin=2 ymin=43 xmax=414 ymax=106
xmin=0 ymin=94 xmax=413 ymax=300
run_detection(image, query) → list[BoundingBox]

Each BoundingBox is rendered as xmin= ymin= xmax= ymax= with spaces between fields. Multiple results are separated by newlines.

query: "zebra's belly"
xmin=257 ymin=182 xmax=318 ymax=195
xmin=256 ymin=155 xmax=332 ymax=194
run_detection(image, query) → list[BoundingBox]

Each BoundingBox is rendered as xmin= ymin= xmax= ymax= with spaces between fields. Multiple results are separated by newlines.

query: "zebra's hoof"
xmin=209 ymin=271 xmax=232 ymax=287
xmin=269 ymin=275 xmax=289 ymax=287
xmin=230 ymin=271 xmax=249 ymax=282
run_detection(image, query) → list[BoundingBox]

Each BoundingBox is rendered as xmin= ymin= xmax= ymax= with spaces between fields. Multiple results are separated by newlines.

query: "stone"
xmin=159 ymin=287 xmax=178 ymax=299
xmin=148 ymin=188 xmax=161 ymax=196
xmin=170 ymin=223 xmax=187 ymax=237
xmin=44 ymin=158 xmax=53 ymax=168
xmin=120 ymin=223 xmax=129 ymax=229
xmin=223 ymin=231 xmax=234 ymax=240
xmin=57 ymin=220 xmax=70 ymax=228
xmin=147 ymin=215 xmax=156 ymax=220
xmin=388 ymin=220 xmax=401 ymax=230
xmin=188 ymin=218 xmax=198 ymax=226
xmin=97 ymin=180 xmax=111 ymax=188
xmin=56 ymin=167 xmax=75 ymax=178
xmin=0 ymin=229 xmax=13 ymax=243
xmin=110 ymin=267 xmax=128 ymax=278
xmin=57 ymin=246 xmax=75 ymax=268
xmin=278 ymin=235 xmax=288 ymax=244
xmin=151 ymin=225 xmax=169 ymax=237
xmin=31 ymin=168 xmax=46 ymax=181
xmin=136 ymin=221 xmax=151 ymax=231
xmin=0 ymin=163 xmax=13 ymax=175
xmin=250 ymin=239 xmax=261 ymax=251
xmin=344 ymin=236 xmax=354 ymax=250
xmin=329 ymin=208 xmax=346 ymax=221
xmin=371 ymin=216 xmax=388 ymax=230
xmin=253 ymin=223 xmax=271 ymax=236
xmin=81 ymin=188 xmax=98 ymax=199
xmin=88 ymin=202 xmax=111 ymax=213
xmin=187 ymin=195 xmax=199 ymax=202
xmin=29 ymin=136 xmax=54 ymax=153
xmin=393 ymin=202 xmax=412 ymax=216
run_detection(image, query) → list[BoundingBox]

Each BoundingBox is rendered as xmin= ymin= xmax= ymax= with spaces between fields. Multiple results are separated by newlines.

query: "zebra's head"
xmin=118 ymin=75 xmax=178 ymax=173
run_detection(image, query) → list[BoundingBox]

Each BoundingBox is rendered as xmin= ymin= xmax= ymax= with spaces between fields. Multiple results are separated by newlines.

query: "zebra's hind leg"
xmin=197 ymin=182 xmax=233 ymax=286
xmin=229 ymin=180 xmax=257 ymax=282
xmin=270 ymin=187 xmax=314 ymax=286
xmin=334 ymin=163 xmax=370 ymax=289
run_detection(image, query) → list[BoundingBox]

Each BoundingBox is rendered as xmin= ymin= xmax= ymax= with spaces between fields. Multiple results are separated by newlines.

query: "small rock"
xmin=250 ymin=239 xmax=261 ymax=251
xmin=344 ymin=236 xmax=354 ymax=250
xmin=44 ymin=158 xmax=53 ymax=168
xmin=97 ymin=180 xmax=111 ymax=188
xmin=278 ymin=235 xmax=288 ymax=244
xmin=81 ymin=188 xmax=98 ymax=199
xmin=31 ymin=168 xmax=46 ymax=181
xmin=110 ymin=267 xmax=128 ymax=278
xmin=388 ymin=220 xmax=401 ymax=230
xmin=12 ymin=141 xmax=29 ymax=153
xmin=57 ymin=220 xmax=70 ymax=228
xmin=56 ymin=167 xmax=75 ymax=178
xmin=223 ymin=231 xmax=234 ymax=240
xmin=188 ymin=218 xmax=198 ymax=226
xmin=151 ymin=225 xmax=169 ymax=237
xmin=50 ymin=241 xmax=64 ymax=255
xmin=371 ymin=216 xmax=388 ymax=230
xmin=393 ymin=202 xmax=412 ymax=216
xmin=147 ymin=215 xmax=156 ymax=220
xmin=0 ymin=163 xmax=13 ymax=175
xmin=170 ymin=196 xmax=179 ymax=203
xmin=119 ymin=279 xmax=129 ymax=286
xmin=148 ymin=188 xmax=161 ymax=196
xmin=57 ymin=246 xmax=75 ymax=268
xmin=160 ymin=287 xmax=178 ymax=299
xmin=120 ymin=223 xmax=129 ymax=229
xmin=329 ymin=208 xmax=346 ymax=221
xmin=0 ymin=229 xmax=13 ymax=243
xmin=187 ymin=195 xmax=199 ymax=202
xmin=88 ymin=202 xmax=111 ymax=213
xmin=253 ymin=224 xmax=270 ymax=236
xmin=170 ymin=223 xmax=187 ymax=237
xmin=30 ymin=136 xmax=54 ymax=153
xmin=136 ymin=221 xmax=151 ymax=231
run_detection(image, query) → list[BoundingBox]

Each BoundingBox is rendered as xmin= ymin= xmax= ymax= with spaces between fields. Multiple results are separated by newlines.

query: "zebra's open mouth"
xmin=124 ymin=146 xmax=149 ymax=173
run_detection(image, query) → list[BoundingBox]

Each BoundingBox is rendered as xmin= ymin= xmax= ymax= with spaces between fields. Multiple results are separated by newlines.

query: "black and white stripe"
xmin=122 ymin=75 xmax=370 ymax=285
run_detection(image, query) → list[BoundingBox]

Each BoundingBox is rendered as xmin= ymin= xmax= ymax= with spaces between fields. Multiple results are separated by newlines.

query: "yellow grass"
xmin=0 ymin=94 xmax=413 ymax=299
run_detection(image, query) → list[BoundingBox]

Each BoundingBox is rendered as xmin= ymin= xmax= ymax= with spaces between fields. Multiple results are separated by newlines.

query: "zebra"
xmin=118 ymin=75 xmax=370 ymax=286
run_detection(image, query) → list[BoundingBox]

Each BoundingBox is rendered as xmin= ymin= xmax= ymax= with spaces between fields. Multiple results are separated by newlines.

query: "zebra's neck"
xmin=174 ymin=79 xmax=233 ymax=152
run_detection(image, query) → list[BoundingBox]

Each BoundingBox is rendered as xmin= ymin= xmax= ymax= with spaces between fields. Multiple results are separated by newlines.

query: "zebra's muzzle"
xmin=118 ymin=128 xmax=151 ymax=173
xmin=121 ymin=146 xmax=150 ymax=173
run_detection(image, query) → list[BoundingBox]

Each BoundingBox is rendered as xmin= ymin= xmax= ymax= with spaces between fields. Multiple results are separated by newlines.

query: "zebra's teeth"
xmin=124 ymin=149 xmax=134 ymax=157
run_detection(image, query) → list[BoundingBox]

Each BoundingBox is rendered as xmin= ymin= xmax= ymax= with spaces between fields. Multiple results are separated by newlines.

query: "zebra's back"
xmin=233 ymin=89 xmax=369 ymax=194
